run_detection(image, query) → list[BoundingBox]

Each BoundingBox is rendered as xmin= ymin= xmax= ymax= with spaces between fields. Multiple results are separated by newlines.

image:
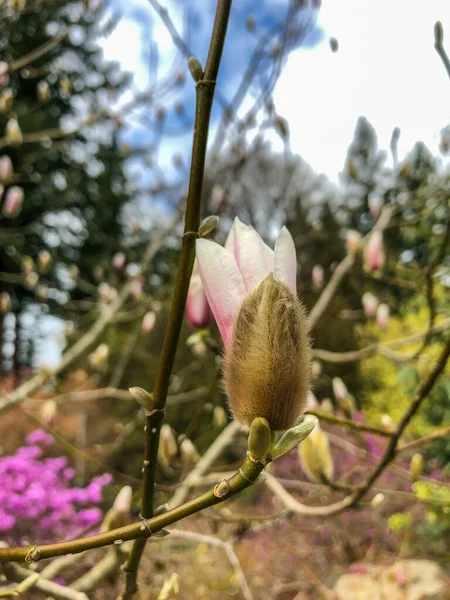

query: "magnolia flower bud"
xmin=364 ymin=230 xmax=385 ymax=272
xmin=69 ymin=264 xmax=80 ymax=281
xmin=381 ymin=413 xmax=394 ymax=431
xmin=22 ymin=256 xmax=35 ymax=274
xmin=112 ymin=252 xmax=125 ymax=269
xmin=59 ymin=76 xmax=71 ymax=97
xmin=199 ymin=215 xmax=219 ymax=238
xmin=307 ymin=391 xmax=319 ymax=410
xmin=224 ymin=274 xmax=310 ymax=431
xmin=2 ymin=186 xmax=23 ymax=218
xmin=320 ymin=398 xmax=334 ymax=414
xmin=141 ymin=311 xmax=156 ymax=334
xmin=5 ymin=118 xmax=23 ymax=145
xmin=180 ymin=438 xmax=199 ymax=464
xmin=409 ymin=453 xmax=424 ymax=482
xmin=376 ymin=303 xmax=390 ymax=329
xmin=37 ymin=250 xmax=52 ymax=273
xmin=210 ymin=185 xmax=225 ymax=210
xmin=113 ymin=485 xmax=132 ymax=514
xmin=212 ymin=405 xmax=228 ymax=428
xmin=298 ymin=423 xmax=334 ymax=483
xmin=371 ymin=492 xmax=385 ymax=507
xmin=345 ymin=230 xmax=362 ymax=255
xmin=332 ymin=377 xmax=348 ymax=403
xmin=188 ymin=56 xmax=203 ymax=82
xmin=25 ymin=272 xmax=39 ymax=289
xmin=0 ymin=89 xmax=13 ymax=113
xmin=88 ymin=343 xmax=109 ymax=370
xmin=159 ymin=424 xmax=177 ymax=467
xmin=37 ymin=81 xmax=50 ymax=103
xmin=40 ymin=399 xmax=57 ymax=426
xmin=0 ymin=155 xmax=13 ymax=182
xmin=312 ymin=265 xmax=324 ymax=289
xmin=130 ymin=279 xmax=143 ymax=299
xmin=0 ymin=291 xmax=11 ymax=313
xmin=368 ymin=192 xmax=382 ymax=218
xmin=362 ymin=292 xmax=378 ymax=318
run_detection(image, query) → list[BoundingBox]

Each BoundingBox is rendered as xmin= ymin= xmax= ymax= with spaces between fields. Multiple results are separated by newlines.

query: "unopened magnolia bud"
xmin=376 ymin=303 xmax=389 ymax=329
xmin=180 ymin=438 xmax=199 ymax=464
xmin=199 ymin=215 xmax=219 ymax=237
xmin=112 ymin=252 xmax=125 ymax=269
xmin=298 ymin=423 xmax=333 ymax=483
xmin=88 ymin=343 xmax=109 ymax=370
xmin=5 ymin=118 xmax=22 ymax=145
xmin=312 ymin=265 xmax=324 ymax=289
xmin=59 ymin=76 xmax=71 ymax=96
xmin=368 ymin=192 xmax=382 ymax=218
xmin=0 ymin=89 xmax=13 ymax=113
xmin=224 ymin=274 xmax=310 ymax=431
xmin=40 ymin=399 xmax=57 ymax=426
xmin=210 ymin=185 xmax=225 ymax=210
xmin=381 ymin=413 xmax=394 ymax=430
xmin=246 ymin=15 xmax=256 ymax=31
xmin=0 ymin=155 xmax=13 ymax=182
xmin=188 ymin=57 xmax=203 ymax=82
xmin=69 ymin=264 xmax=79 ymax=281
xmin=346 ymin=230 xmax=362 ymax=255
xmin=22 ymin=256 xmax=35 ymax=274
xmin=321 ymin=398 xmax=334 ymax=414
xmin=307 ymin=392 xmax=319 ymax=410
xmin=113 ymin=485 xmax=132 ymax=514
xmin=25 ymin=272 xmax=39 ymax=289
xmin=362 ymin=292 xmax=378 ymax=318
xmin=212 ymin=405 xmax=228 ymax=428
xmin=93 ymin=265 xmax=104 ymax=281
xmin=2 ymin=186 xmax=24 ymax=217
xmin=339 ymin=394 xmax=356 ymax=418
xmin=141 ymin=311 xmax=156 ymax=334
xmin=364 ymin=230 xmax=385 ymax=272
xmin=130 ymin=279 xmax=143 ymax=299
xmin=371 ymin=492 xmax=385 ymax=507
xmin=37 ymin=81 xmax=50 ymax=103
xmin=159 ymin=424 xmax=177 ymax=466
xmin=409 ymin=453 xmax=424 ymax=482
xmin=332 ymin=377 xmax=348 ymax=403
xmin=248 ymin=417 xmax=271 ymax=460
xmin=129 ymin=387 xmax=153 ymax=411
xmin=311 ymin=360 xmax=322 ymax=379
xmin=0 ymin=291 xmax=11 ymax=313
xmin=37 ymin=250 xmax=52 ymax=272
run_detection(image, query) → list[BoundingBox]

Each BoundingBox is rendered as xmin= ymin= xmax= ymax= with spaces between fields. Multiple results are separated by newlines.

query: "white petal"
xmin=274 ymin=226 xmax=297 ymax=294
xmin=196 ymin=239 xmax=246 ymax=348
xmin=225 ymin=217 xmax=273 ymax=292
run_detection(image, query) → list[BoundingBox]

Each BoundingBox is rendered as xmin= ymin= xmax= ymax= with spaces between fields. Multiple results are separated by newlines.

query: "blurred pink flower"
xmin=368 ymin=192 xmax=382 ymax=218
xmin=2 ymin=185 xmax=23 ymax=218
xmin=376 ymin=303 xmax=390 ymax=329
xmin=364 ymin=230 xmax=385 ymax=271
xmin=186 ymin=259 xmax=213 ymax=329
xmin=196 ymin=216 xmax=297 ymax=348
xmin=312 ymin=264 xmax=324 ymax=289
xmin=362 ymin=292 xmax=378 ymax=317
xmin=0 ymin=155 xmax=13 ymax=182
xmin=112 ymin=252 xmax=125 ymax=269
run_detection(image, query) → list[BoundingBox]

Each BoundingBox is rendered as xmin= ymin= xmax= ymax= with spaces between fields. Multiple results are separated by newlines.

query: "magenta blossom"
xmin=186 ymin=259 xmax=213 ymax=329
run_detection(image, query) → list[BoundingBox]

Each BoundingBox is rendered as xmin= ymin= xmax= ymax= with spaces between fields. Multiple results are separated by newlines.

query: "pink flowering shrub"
xmin=0 ymin=429 xmax=112 ymax=544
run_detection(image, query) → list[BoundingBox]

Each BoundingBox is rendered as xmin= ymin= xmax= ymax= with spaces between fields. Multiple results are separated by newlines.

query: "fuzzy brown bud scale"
xmin=224 ymin=274 xmax=310 ymax=431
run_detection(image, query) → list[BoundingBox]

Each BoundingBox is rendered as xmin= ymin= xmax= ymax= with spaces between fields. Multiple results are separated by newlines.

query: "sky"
xmin=101 ymin=0 xmax=450 ymax=184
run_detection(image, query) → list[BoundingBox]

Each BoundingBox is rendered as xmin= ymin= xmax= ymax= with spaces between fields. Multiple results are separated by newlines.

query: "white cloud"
xmin=274 ymin=0 xmax=450 ymax=181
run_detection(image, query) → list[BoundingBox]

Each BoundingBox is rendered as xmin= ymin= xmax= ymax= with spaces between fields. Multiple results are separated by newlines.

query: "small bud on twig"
xmin=199 ymin=215 xmax=219 ymax=238
xmin=188 ymin=57 xmax=203 ymax=83
xmin=434 ymin=21 xmax=444 ymax=46
xmin=248 ymin=417 xmax=271 ymax=460
xmin=129 ymin=387 xmax=154 ymax=411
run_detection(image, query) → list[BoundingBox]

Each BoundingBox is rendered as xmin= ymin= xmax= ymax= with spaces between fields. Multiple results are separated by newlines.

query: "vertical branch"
xmin=120 ymin=2 xmax=233 ymax=598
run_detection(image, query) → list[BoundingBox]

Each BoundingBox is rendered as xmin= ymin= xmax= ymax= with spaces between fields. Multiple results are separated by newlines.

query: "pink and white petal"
xmin=225 ymin=217 xmax=272 ymax=292
xmin=186 ymin=277 xmax=212 ymax=328
xmin=196 ymin=239 xmax=246 ymax=348
xmin=274 ymin=226 xmax=297 ymax=294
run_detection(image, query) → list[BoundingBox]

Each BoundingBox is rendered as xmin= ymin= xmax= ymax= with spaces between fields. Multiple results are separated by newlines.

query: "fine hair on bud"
xmin=224 ymin=274 xmax=310 ymax=431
